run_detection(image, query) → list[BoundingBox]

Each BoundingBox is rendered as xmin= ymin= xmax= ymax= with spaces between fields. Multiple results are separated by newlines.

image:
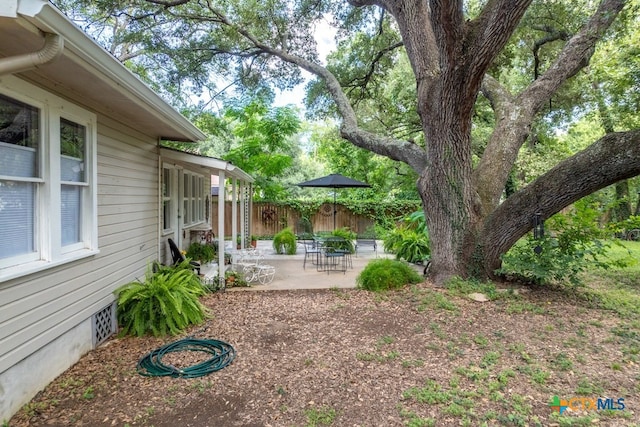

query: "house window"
xmin=0 ymin=78 xmax=97 ymax=281
xmin=181 ymin=171 xmax=205 ymax=227
xmin=0 ymin=94 xmax=39 ymax=262
xmin=197 ymin=176 xmax=204 ymax=221
xmin=183 ymin=173 xmax=191 ymax=225
xmin=60 ymin=118 xmax=86 ymax=248
xmin=162 ymin=166 xmax=173 ymax=232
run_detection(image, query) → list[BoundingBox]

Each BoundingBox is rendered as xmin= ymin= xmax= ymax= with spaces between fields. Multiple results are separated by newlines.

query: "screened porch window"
xmin=162 ymin=167 xmax=173 ymax=232
xmin=182 ymin=171 xmax=205 ymax=227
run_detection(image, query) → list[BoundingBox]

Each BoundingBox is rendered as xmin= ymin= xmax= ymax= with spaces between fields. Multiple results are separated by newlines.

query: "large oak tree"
xmin=60 ymin=0 xmax=640 ymax=285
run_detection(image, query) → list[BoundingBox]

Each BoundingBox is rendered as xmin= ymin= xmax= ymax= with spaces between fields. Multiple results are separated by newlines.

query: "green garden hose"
xmin=137 ymin=337 xmax=235 ymax=378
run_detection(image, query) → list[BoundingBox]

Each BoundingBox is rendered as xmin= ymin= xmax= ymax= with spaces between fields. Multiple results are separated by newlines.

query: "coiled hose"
xmin=137 ymin=337 xmax=236 ymax=378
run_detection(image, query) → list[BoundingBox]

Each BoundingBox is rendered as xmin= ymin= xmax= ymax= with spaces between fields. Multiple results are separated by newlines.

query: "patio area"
xmin=226 ymin=239 xmax=396 ymax=291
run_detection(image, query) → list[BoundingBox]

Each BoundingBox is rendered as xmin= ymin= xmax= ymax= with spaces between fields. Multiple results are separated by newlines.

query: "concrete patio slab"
xmin=227 ymin=240 xmax=394 ymax=291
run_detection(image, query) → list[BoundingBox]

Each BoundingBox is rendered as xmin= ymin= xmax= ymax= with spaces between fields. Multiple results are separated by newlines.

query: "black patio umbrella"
xmin=297 ymin=173 xmax=371 ymax=230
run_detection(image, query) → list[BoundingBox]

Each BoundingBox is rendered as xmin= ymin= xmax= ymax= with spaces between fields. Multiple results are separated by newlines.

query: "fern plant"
xmin=329 ymin=227 xmax=356 ymax=253
xmin=356 ymin=259 xmax=423 ymax=292
xmin=273 ymin=227 xmax=297 ymax=254
xmin=383 ymin=227 xmax=430 ymax=263
xmin=186 ymin=241 xmax=215 ymax=263
xmin=115 ymin=261 xmax=207 ymax=337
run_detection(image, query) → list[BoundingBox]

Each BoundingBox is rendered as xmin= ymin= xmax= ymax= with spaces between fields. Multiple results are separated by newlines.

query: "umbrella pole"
xmin=333 ymin=191 xmax=336 ymax=231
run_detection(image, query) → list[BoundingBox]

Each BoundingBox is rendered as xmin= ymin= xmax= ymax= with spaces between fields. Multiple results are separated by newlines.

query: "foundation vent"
xmin=92 ymin=303 xmax=117 ymax=347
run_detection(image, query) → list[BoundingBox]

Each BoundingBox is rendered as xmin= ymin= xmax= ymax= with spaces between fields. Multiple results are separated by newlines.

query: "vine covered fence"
xmin=211 ymin=200 xmax=420 ymax=237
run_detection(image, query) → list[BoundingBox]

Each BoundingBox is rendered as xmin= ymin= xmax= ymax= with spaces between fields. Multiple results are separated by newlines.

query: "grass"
xmin=305 ymin=406 xmax=337 ymax=427
xmin=578 ymin=241 xmax=640 ymax=316
xmin=10 ymin=240 xmax=640 ymax=426
xmin=396 ymin=249 xmax=640 ymax=425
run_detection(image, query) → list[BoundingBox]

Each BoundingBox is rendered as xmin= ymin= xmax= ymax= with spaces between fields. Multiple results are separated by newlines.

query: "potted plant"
xmin=250 ymin=235 xmax=258 ymax=248
xmin=225 ymin=270 xmax=248 ymax=287
xmin=186 ymin=241 xmax=215 ymax=264
xmin=273 ymin=227 xmax=297 ymax=255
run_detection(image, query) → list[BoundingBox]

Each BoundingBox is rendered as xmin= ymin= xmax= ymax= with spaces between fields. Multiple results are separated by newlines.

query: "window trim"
xmin=0 ymin=76 xmax=98 ymax=283
xmin=161 ymin=165 xmax=176 ymax=235
xmin=182 ymin=170 xmax=206 ymax=228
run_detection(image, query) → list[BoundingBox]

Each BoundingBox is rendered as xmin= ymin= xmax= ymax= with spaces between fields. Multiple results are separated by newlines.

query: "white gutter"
xmin=226 ymin=164 xmax=253 ymax=183
xmin=2 ymin=0 xmax=206 ymax=142
xmin=160 ymin=147 xmax=254 ymax=183
xmin=0 ymin=32 xmax=63 ymax=75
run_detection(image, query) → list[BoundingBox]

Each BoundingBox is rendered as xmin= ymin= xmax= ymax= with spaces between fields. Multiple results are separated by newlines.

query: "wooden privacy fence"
xmin=211 ymin=201 xmax=377 ymax=237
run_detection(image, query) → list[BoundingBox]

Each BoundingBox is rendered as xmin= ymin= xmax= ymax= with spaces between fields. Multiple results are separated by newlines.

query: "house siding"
xmin=0 ymin=115 xmax=160 ymax=421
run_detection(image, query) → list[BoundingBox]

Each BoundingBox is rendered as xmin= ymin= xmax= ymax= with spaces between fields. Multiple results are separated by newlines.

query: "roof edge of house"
xmin=8 ymin=0 xmax=206 ymax=142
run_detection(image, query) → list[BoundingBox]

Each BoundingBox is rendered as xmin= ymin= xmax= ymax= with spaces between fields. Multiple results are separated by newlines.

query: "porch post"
xmin=238 ymin=181 xmax=247 ymax=249
xmin=231 ymin=178 xmax=238 ymax=249
xmin=217 ymin=171 xmax=226 ymax=285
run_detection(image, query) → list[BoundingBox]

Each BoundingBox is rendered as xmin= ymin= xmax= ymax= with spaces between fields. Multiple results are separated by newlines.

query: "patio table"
xmin=316 ymin=237 xmax=348 ymax=274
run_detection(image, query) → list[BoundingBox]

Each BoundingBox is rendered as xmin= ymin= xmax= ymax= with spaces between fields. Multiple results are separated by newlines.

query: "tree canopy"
xmin=55 ymin=0 xmax=640 ymax=285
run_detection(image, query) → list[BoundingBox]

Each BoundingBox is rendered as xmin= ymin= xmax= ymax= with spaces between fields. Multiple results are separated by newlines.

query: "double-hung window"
xmin=162 ymin=166 xmax=174 ymax=233
xmin=0 ymin=94 xmax=39 ymax=265
xmin=0 ymin=77 xmax=97 ymax=281
xmin=182 ymin=171 xmax=205 ymax=227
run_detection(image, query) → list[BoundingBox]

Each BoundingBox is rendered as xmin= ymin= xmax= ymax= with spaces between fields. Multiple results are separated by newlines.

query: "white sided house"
xmin=0 ymin=0 xmax=252 ymax=421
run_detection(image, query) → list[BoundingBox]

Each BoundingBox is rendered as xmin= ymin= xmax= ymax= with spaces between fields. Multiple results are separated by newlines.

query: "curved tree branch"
xmin=473 ymin=0 xmax=627 ymax=213
xmin=531 ymin=25 xmax=570 ymax=79
xmin=481 ymin=129 xmax=640 ymax=273
xmin=479 ymin=74 xmax=515 ymax=118
xmin=463 ymin=0 xmax=532 ymax=96
xmin=203 ymin=4 xmax=427 ymax=171
xmin=345 ymin=41 xmax=404 ymax=101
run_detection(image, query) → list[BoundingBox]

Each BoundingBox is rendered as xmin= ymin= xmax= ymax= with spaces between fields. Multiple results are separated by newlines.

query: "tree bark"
xmin=481 ymin=129 xmax=640 ymax=274
xmin=474 ymin=0 xmax=627 ymax=215
xmin=134 ymin=0 xmax=634 ymax=286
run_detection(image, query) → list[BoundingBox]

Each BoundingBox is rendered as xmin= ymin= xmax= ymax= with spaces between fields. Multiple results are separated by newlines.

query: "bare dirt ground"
xmin=8 ymin=283 xmax=640 ymax=426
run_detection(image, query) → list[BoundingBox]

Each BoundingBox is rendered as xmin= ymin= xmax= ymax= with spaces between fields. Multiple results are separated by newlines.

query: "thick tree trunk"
xmin=480 ymin=130 xmax=640 ymax=275
xmin=418 ymin=119 xmax=479 ymax=285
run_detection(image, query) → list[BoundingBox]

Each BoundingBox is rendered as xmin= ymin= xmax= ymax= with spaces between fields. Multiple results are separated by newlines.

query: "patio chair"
xmin=317 ymin=246 xmax=347 ymax=274
xmin=233 ymin=248 xmax=276 ymax=285
xmin=317 ymin=237 xmax=348 ymax=274
xmin=355 ymin=236 xmax=377 ymax=257
xmin=167 ymin=238 xmax=201 ymax=275
xmin=302 ymin=239 xmax=322 ymax=269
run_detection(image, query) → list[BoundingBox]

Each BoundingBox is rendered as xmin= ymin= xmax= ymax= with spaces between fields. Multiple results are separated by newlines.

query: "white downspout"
xmin=0 ymin=32 xmax=63 ymax=76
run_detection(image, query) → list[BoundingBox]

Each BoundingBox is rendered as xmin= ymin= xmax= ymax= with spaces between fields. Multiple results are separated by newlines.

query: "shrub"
xmin=383 ymin=227 xmax=430 ymax=263
xmin=609 ymin=215 xmax=640 ymax=239
xmin=382 ymin=210 xmax=430 ymax=263
xmin=356 ymin=259 xmax=423 ymax=292
xmin=497 ymin=199 xmax=620 ymax=286
xmin=273 ymin=227 xmax=297 ymax=254
xmin=326 ymin=227 xmax=356 ymax=253
xmin=115 ymin=261 xmax=207 ymax=337
xmin=186 ymin=241 xmax=215 ymax=264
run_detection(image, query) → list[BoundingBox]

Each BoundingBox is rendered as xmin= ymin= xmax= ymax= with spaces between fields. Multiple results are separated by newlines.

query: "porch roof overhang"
xmin=160 ymin=147 xmax=254 ymax=183
xmin=0 ymin=0 xmax=205 ymax=143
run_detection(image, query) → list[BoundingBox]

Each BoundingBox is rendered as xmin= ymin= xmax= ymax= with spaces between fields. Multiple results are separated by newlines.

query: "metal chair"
xmin=234 ymin=248 xmax=275 ymax=285
xmin=302 ymin=239 xmax=322 ymax=269
xmin=317 ymin=237 xmax=347 ymax=274
xmin=167 ymin=238 xmax=201 ymax=275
